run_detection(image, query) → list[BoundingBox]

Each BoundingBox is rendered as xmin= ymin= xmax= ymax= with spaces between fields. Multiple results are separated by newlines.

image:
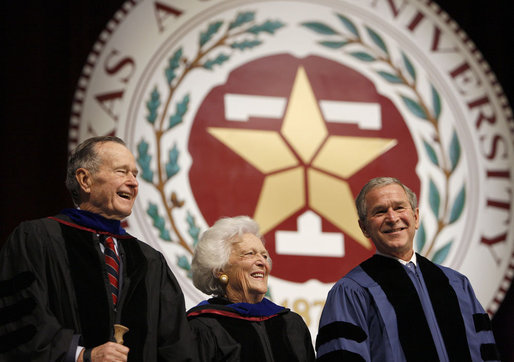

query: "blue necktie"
xmin=406 ymin=261 xmax=420 ymax=281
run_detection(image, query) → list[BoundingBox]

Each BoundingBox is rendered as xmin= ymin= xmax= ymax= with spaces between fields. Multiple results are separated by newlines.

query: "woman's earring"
xmin=219 ymin=274 xmax=229 ymax=285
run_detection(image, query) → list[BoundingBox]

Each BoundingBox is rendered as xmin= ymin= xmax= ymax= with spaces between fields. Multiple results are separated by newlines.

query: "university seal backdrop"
xmin=68 ymin=0 xmax=514 ymax=337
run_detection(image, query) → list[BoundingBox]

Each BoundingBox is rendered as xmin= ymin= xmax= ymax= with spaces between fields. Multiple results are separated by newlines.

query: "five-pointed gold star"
xmin=208 ymin=66 xmax=397 ymax=249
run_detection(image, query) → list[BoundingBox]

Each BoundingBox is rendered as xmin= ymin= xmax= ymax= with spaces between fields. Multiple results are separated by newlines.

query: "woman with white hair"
xmin=187 ymin=215 xmax=315 ymax=361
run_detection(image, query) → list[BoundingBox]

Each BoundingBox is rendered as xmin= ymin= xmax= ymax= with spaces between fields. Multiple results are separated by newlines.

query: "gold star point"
xmin=207 ymin=65 xmax=396 ymax=250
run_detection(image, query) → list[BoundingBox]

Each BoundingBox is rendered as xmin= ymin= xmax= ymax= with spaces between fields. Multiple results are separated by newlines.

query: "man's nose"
xmin=127 ymin=172 xmax=139 ymax=186
xmin=384 ymin=208 xmax=399 ymax=222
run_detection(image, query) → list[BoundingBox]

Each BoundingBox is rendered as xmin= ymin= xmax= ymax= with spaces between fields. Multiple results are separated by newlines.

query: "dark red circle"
xmin=189 ymin=54 xmax=419 ymax=282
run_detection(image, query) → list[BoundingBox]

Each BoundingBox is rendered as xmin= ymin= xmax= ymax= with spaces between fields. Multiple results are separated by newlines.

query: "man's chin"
xmin=114 ymin=204 xmax=134 ymax=218
xmin=106 ymin=210 xmax=132 ymax=220
xmin=118 ymin=211 xmax=132 ymax=220
xmin=387 ymin=247 xmax=413 ymax=260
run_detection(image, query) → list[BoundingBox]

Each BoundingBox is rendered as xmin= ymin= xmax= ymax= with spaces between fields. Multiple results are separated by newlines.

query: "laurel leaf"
xmin=350 ymin=51 xmax=375 ymax=62
xmin=429 ymin=179 xmax=441 ymax=219
xmin=377 ymin=71 xmax=402 ymax=83
xmin=415 ymin=221 xmax=426 ymax=252
xmin=400 ymin=95 xmax=428 ymax=120
xmin=166 ymin=144 xmax=180 ymax=180
xmin=200 ymin=21 xmax=223 ymax=47
xmin=246 ymin=20 xmax=285 ymax=34
xmin=229 ymin=11 xmax=255 ymax=30
xmin=319 ymin=40 xmax=349 ymax=49
xmin=137 ymin=140 xmax=154 ymax=183
xmin=203 ymin=53 xmax=230 ymax=70
xmin=432 ymin=240 xmax=452 ymax=264
xmin=187 ymin=211 xmax=200 ymax=246
xmin=366 ymin=26 xmax=388 ymax=54
xmin=449 ymin=129 xmax=461 ymax=171
xmin=301 ymin=22 xmax=338 ymax=35
xmin=230 ymin=39 xmax=262 ymax=50
xmin=449 ymin=185 xmax=466 ymax=224
xmin=146 ymin=87 xmax=160 ymax=125
xmin=176 ymin=255 xmax=191 ymax=272
xmin=147 ymin=203 xmax=171 ymax=241
xmin=165 ymin=48 xmax=183 ymax=84
xmin=423 ymin=139 xmax=439 ymax=166
xmin=336 ymin=14 xmax=360 ymax=38
xmin=402 ymin=52 xmax=416 ymax=82
xmin=168 ymin=94 xmax=189 ymax=129
xmin=431 ymin=84 xmax=442 ymax=120
xmin=177 ymin=255 xmax=192 ymax=278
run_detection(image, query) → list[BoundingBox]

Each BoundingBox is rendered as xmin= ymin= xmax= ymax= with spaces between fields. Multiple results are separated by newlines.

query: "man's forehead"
xmin=366 ymin=185 xmax=409 ymax=203
xmin=95 ymin=141 xmax=126 ymax=153
xmin=369 ymin=183 xmax=405 ymax=195
xmin=96 ymin=142 xmax=135 ymax=162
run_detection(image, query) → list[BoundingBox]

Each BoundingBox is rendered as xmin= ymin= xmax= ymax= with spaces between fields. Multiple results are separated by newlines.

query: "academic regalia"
xmin=316 ymin=254 xmax=500 ymax=362
xmin=0 ymin=210 xmax=195 ymax=361
xmin=187 ymin=297 xmax=315 ymax=362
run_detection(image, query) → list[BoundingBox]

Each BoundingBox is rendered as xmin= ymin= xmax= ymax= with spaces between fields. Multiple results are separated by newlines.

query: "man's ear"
xmin=75 ymin=168 xmax=92 ymax=194
xmin=358 ymin=219 xmax=370 ymax=238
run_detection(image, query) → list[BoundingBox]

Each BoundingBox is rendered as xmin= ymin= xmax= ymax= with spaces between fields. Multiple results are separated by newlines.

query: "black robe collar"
xmin=49 ymin=214 xmax=148 ymax=359
xmin=188 ymin=297 xmax=288 ymax=321
xmin=361 ymin=254 xmax=472 ymax=361
xmin=58 ymin=208 xmax=128 ymax=236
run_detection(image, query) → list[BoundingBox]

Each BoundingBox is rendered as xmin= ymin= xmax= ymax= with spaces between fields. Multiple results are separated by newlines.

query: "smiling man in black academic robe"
xmin=316 ymin=177 xmax=500 ymax=362
xmin=0 ymin=136 xmax=195 ymax=361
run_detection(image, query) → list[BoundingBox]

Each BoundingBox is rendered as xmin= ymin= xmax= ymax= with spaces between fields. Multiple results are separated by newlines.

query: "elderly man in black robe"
xmin=0 ymin=136 xmax=195 ymax=361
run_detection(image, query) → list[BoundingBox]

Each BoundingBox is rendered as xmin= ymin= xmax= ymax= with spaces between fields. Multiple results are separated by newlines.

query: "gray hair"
xmin=65 ymin=136 xmax=126 ymax=206
xmin=192 ymin=215 xmax=269 ymax=297
xmin=355 ymin=177 xmax=417 ymax=222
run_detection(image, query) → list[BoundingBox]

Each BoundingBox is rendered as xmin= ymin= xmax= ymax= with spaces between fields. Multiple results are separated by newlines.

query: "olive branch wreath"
xmin=302 ymin=14 xmax=466 ymax=263
xmin=136 ymin=11 xmax=285 ymax=276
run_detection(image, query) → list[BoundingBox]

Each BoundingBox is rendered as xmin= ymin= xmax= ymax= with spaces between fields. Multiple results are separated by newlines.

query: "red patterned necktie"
xmin=102 ymin=236 xmax=120 ymax=305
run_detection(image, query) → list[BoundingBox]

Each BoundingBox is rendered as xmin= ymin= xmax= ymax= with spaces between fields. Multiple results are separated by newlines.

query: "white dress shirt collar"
xmin=375 ymin=249 xmax=417 ymax=266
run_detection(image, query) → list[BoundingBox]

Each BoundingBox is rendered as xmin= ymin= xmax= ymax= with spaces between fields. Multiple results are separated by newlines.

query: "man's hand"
xmin=79 ymin=342 xmax=129 ymax=362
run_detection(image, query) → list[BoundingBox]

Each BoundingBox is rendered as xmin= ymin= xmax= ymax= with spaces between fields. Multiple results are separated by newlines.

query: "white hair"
xmin=191 ymin=215 xmax=269 ymax=296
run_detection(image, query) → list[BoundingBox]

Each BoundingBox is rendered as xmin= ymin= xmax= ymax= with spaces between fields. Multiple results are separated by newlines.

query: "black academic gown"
xmin=0 ymin=214 xmax=195 ymax=361
xmin=187 ymin=297 xmax=315 ymax=362
xmin=316 ymin=254 xmax=500 ymax=361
